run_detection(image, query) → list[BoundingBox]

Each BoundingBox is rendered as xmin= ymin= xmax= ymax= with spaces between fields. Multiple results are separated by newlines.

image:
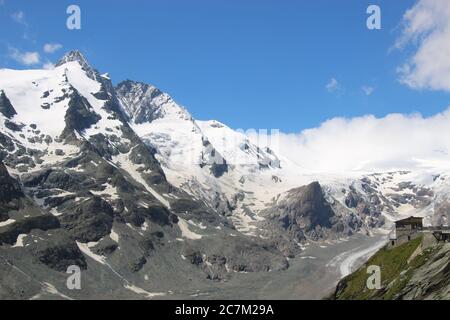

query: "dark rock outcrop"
xmin=0 ymin=91 xmax=17 ymax=119
xmin=0 ymin=215 xmax=60 ymax=245
xmin=259 ymin=182 xmax=360 ymax=251
xmin=30 ymin=230 xmax=87 ymax=272
xmin=61 ymin=90 xmax=101 ymax=139
xmin=59 ymin=197 xmax=114 ymax=243
xmin=269 ymin=182 xmax=336 ymax=238
xmin=91 ymin=237 xmax=118 ymax=256
xmin=210 ymin=162 xmax=228 ymax=178
xmin=279 ymin=182 xmax=335 ymax=231
xmin=0 ymin=161 xmax=25 ymax=212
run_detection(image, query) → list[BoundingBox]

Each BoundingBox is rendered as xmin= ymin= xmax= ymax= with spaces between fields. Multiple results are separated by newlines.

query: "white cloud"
xmin=43 ymin=43 xmax=63 ymax=54
xmin=11 ymin=11 xmax=27 ymax=25
xmin=325 ymin=78 xmax=340 ymax=93
xmin=396 ymin=0 xmax=450 ymax=91
xmin=42 ymin=61 xmax=55 ymax=70
xmin=249 ymin=108 xmax=450 ymax=173
xmin=8 ymin=47 xmax=40 ymax=65
xmin=362 ymin=86 xmax=375 ymax=96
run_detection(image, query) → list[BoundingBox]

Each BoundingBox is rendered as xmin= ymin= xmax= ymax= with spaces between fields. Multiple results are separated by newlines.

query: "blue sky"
xmin=0 ymin=0 xmax=449 ymax=133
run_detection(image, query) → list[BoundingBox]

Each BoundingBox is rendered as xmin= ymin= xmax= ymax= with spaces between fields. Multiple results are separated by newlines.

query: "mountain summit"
xmin=55 ymin=50 xmax=100 ymax=82
xmin=56 ymin=50 xmax=91 ymax=68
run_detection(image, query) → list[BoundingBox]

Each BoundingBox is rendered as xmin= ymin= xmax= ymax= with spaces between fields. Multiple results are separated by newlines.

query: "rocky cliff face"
xmin=257 ymin=182 xmax=365 ymax=256
xmin=0 ymin=91 xmax=17 ymax=119
xmin=263 ymin=182 xmax=340 ymax=240
xmin=396 ymin=244 xmax=450 ymax=300
xmin=0 ymin=161 xmax=24 ymax=215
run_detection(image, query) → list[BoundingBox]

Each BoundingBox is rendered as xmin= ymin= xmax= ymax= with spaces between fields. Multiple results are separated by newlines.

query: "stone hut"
xmin=389 ymin=216 xmax=423 ymax=247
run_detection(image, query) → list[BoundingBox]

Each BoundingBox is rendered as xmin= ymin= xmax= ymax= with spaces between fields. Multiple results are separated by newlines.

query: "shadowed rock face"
xmin=0 ymin=215 xmax=60 ymax=245
xmin=259 ymin=182 xmax=357 ymax=252
xmin=29 ymin=229 xmax=87 ymax=272
xmin=0 ymin=91 xmax=17 ymax=119
xmin=210 ymin=162 xmax=228 ymax=178
xmin=266 ymin=181 xmax=337 ymax=239
xmin=0 ymin=161 xmax=25 ymax=212
xmin=115 ymin=80 xmax=165 ymax=124
xmin=59 ymin=196 xmax=114 ymax=243
xmin=61 ymin=90 xmax=101 ymax=139
xmin=278 ymin=182 xmax=335 ymax=231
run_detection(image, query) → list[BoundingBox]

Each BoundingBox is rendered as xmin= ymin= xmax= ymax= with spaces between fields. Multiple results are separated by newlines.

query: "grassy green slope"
xmin=333 ymin=236 xmax=439 ymax=300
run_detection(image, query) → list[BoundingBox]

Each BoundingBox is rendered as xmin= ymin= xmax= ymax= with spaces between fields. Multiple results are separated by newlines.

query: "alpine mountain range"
xmin=0 ymin=51 xmax=448 ymax=299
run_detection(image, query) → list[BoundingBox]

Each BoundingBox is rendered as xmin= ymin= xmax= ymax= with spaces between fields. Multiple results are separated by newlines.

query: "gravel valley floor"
xmin=161 ymin=233 xmax=387 ymax=300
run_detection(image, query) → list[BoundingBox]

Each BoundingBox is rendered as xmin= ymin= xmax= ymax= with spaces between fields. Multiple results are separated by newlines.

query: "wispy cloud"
xmin=10 ymin=10 xmax=33 ymax=40
xmin=11 ymin=11 xmax=27 ymax=26
xmin=395 ymin=0 xmax=450 ymax=92
xmin=43 ymin=43 xmax=63 ymax=54
xmin=8 ymin=47 xmax=40 ymax=65
xmin=325 ymin=78 xmax=340 ymax=93
xmin=362 ymin=85 xmax=375 ymax=96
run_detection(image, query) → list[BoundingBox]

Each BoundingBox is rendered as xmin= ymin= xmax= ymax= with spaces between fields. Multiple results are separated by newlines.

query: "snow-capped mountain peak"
xmin=55 ymin=50 xmax=101 ymax=83
xmin=56 ymin=50 xmax=91 ymax=70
